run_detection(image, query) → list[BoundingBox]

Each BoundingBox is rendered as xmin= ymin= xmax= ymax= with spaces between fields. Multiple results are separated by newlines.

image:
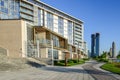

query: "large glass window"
xmin=0 ymin=0 xmax=20 ymax=19
xmin=38 ymin=9 xmax=43 ymax=26
xmin=68 ymin=21 xmax=73 ymax=44
xmin=46 ymin=12 xmax=53 ymax=30
xmin=1 ymin=0 xmax=4 ymax=6
xmin=48 ymin=49 xmax=58 ymax=59
xmin=58 ymin=17 xmax=64 ymax=36
xmin=52 ymin=35 xmax=59 ymax=47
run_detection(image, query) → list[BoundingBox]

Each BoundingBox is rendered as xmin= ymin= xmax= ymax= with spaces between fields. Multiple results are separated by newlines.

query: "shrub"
xmin=59 ymin=60 xmax=65 ymax=63
xmin=83 ymin=58 xmax=89 ymax=61
xmin=72 ymin=60 xmax=78 ymax=63
xmin=113 ymin=62 xmax=120 ymax=68
xmin=68 ymin=59 xmax=74 ymax=63
xmin=97 ymin=58 xmax=109 ymax=62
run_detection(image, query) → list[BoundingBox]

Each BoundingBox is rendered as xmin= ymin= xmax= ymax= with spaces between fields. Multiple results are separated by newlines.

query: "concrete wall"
xmin=40 ymin=48 xmax=47 ymax=58
xmin=37 ymin=32 xmax=46 ymax=39
xmin=58 ymin=50 xmax=64 ymax=60
xmin=64 ymin=19 xmax=68 ymax=38
xmin=0 ymin=20 xmax=25 ymax=58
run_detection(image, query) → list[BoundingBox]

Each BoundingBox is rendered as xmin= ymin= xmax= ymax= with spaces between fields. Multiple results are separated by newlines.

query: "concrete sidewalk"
xmin=0 ymin=63 xmax=94 ymax=80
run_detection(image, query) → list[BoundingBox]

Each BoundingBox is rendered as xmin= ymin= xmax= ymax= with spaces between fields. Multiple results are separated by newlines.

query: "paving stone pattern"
xmin=83 ymin=61 xmax=120 ymax=80
xmin=0 ymin=65 xmax=94 ymax=80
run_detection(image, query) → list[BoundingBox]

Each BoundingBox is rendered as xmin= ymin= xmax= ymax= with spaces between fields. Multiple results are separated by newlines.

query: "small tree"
xmin=117 ymin=51 xmax=120 ymax=59
xmin=100 ymin=52 xmax=107 ymax=58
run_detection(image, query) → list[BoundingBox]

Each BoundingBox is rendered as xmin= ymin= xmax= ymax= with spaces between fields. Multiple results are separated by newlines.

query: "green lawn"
xmin=101 ymin=63 xmax=120 ymax=75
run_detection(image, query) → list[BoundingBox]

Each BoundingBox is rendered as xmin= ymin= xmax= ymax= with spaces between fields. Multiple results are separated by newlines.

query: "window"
xmin=58 ymin=17 xmax=64 ymax=36
xmin=68 ymin=21 xmax=73 ymax=44
xmin=48 ymin=49 xmax=58 ymax=59
xmin=38 ymin=9 xmax=43 ymax=26
xmin=0 ymin=0 xmax=20 ymax=19
xmin=46 ymin=12 xmax=53 ymax=30
xmin=52 ymin=35 xmax=59 ymax=47
xmin=1 ymin=0 xmax=4 ymax=6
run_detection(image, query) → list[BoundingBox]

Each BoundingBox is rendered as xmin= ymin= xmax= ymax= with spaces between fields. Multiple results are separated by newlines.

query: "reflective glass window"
xmin=58 ymin=17 xmax=64 ymax=36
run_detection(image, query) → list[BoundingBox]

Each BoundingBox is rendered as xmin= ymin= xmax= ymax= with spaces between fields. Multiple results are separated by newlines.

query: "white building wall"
xmin=71 ymin=22 xmax=74 ymax=45
xmin=44 ymin=11 xmax=47 ymax=28
xmin=63 ymin=19 xmax=68 ymax=38
xmin=53 ymin=15 xmax=58 ymax=33
xmin=81 ymin=24 xmax=84 ymax=50
xmin=58 ymin=50 xmax=64 ymax=60
xmin=21 ymin=21 xmax=27 ymax=57
xmin=33 ymin=6 xmax=38 ymax=26
xmin=41 ymin=10 xmax=43 ymax=26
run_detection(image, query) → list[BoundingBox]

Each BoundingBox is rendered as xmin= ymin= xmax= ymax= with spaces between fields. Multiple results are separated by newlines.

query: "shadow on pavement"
xmin=40 ymin=64 xmax=114 ymax=77
xmin=27 ymin=61 xmax=46 ymax=68
xmin=41 ymin=66 xmax=84 ymax=73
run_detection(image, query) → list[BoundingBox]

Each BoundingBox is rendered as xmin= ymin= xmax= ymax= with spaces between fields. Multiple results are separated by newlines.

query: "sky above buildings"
xmin=41 ymin=0 xmax=120 ymax=55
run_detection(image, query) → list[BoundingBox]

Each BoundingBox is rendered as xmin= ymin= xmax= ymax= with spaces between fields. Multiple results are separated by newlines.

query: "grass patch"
xmin=54 ymin=59 xmax=85 ymax=66
xmin=94 ymin=58 xmax=109 ymax=62
xmin=101 ymin=62 xmax=120 ymax=75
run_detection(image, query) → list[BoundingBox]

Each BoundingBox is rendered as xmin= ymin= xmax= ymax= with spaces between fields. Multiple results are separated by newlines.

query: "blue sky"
xmin=41 ymin=0 xmax=120 ymax=55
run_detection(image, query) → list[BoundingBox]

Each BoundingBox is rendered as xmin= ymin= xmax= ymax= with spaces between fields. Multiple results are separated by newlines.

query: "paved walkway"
xmin=82 ymin=60 xmax=120 ymax=80
xmin=93 ymin=61 xmax=120 ymax=80
xmin=0 ymin=60 xmax=119 ymax=80
xmin=0 ymin=64 xmax=94 ymax=80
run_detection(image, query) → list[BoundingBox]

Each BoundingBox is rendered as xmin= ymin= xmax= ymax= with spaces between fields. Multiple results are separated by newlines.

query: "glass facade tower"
xmin=91 ymin=33 xmax=100 ymax=57
xmin=91 ymin=34 xmax=96 ymax=57
xmin=95 ymin=33 xmax=100 ymax=56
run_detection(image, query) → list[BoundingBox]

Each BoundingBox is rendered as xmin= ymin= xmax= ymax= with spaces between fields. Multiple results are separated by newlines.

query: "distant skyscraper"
xmin=88 ymin=50 xmax=91 ymax=58
xmin=91 ymin=34 xmax=96 ymax=57
xmin=112 ymin=42 xmax=116 ymax=58
xmin=109 ymin=47 xmax=112 ymax=57
xmin=83 ymin=41 xmax=88 ymax=56
xmin=95 ymin=33 xmax=100 ymax=56
xmin=91 ymin=33 xmax=100 ymax=57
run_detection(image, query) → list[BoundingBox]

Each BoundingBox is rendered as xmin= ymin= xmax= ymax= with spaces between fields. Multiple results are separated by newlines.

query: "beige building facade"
xmin=0 ymin=20 xmax=26 ymax=57
xmin=0 ymin=19 xmax=86 ymax=60
xmin=0 ymin=0 xmax=87 ymax=60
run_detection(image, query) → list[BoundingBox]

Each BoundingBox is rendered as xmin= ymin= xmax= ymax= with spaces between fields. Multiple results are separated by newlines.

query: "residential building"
xmin=0 ymin=0 xmax=85 ymax=60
